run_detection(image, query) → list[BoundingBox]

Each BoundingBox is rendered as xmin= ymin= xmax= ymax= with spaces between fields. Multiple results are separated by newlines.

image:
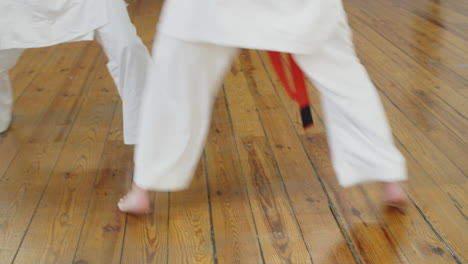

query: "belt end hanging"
xmin=267 ymin=51 xmax=314 ymax=129
xmin=300 ymin=105 xmax=314 ymax=128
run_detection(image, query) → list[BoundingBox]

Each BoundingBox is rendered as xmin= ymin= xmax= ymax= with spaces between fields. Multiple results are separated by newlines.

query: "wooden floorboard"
xmin=12 ymin=45 xmax=114 ymax=264
xmin=72 ymin=69 xmax=126 ymax=264
xmin=235 ymin=50 xmax=356 ymax=263
xmin=227 ymin=57 xmax=313 ymax=264
xmin=1 ymin=0 xmax=466 ymax=263
xmin=205 ymin=95 xmax=264 ymax=264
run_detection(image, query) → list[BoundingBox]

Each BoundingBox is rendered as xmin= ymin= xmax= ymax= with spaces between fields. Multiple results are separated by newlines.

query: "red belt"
xmin=267 ymin=51 xmax=313 ymax=128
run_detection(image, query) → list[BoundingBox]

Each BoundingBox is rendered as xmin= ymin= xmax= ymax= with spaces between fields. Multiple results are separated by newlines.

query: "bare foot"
xmin=383 ymin=182 xmax=408 ymax=209
xmin=118 ymin=183 xmax=150 ymax=215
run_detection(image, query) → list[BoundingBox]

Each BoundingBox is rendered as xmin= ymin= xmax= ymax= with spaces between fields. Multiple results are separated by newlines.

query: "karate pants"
xmin=0 ymin=0 xmax=150 ymax=144
xmin=0 ymin=49 xmax=22 ymax=133
xmin=134 ymin=22 xmax=407 ymax=190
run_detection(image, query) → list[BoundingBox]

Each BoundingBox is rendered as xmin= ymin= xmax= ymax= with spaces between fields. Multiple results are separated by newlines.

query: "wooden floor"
xmin=1 ymin=0 xmax=467 ymax=263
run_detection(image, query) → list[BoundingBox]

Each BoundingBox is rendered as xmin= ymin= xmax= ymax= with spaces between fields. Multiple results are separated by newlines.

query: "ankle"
xmin=132 ymin=182 xmax=149 ymax=195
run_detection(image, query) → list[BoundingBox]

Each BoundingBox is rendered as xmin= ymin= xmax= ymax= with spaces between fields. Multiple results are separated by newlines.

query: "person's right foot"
xmin=383 ymin=182 xmax=408 ymax=209
xmin=118 ymin=183 xmax=150 ymax=215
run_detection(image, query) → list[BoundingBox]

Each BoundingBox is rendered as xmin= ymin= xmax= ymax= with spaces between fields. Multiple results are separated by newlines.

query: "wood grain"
xmin=71 ymin=64 xmax=126 ymax=264
xmin=205 ymin=95 xmax=264 ymax=264
xmin=12 ymin=44 xmax=114 ymax=264
xmin=0 ymin=0 xmax=466 ymax=263
xmin=168 ymin=163 xmax=214 ymax=264
xmin=237 ymin=50 xmax=356 ymax=263
xmin=226 ymin=55 xmax=313 ymax=264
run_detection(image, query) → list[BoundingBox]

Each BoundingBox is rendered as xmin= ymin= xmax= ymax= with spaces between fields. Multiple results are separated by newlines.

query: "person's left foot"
xmin=118 ymin=183 xmax=150 ymax=215
xmin=383 ymin=182 xmax=408 ymax=209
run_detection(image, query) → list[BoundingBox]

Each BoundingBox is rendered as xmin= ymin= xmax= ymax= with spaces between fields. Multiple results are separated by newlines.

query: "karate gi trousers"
xmin=133 ymin=20 xmax=407 ymax=191
xmin=0 ymin=0 xmax=150 ymax=144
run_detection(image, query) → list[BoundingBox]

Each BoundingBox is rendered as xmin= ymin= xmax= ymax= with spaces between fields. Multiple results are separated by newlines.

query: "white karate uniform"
xmin=0 ymin=49 xmax=23 ymax=133
xmin=0 ymin=0 xmax=151 ymax=144
xmin=134 ymin=0 xmax=408 ymax=190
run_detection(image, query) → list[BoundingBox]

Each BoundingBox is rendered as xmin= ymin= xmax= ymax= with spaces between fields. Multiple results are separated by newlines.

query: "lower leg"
xmin=0 ymin=71 xmax=13 ymax=133
xmin=294 ymin=18 xmax=407 ymax=204
xmin=118 ymin=35 xmax=237 ymax=213
xmin=96 ymin=0 xmax=151 ymax=145
xmin=0 ymin=49 xmax=24 ymax=133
